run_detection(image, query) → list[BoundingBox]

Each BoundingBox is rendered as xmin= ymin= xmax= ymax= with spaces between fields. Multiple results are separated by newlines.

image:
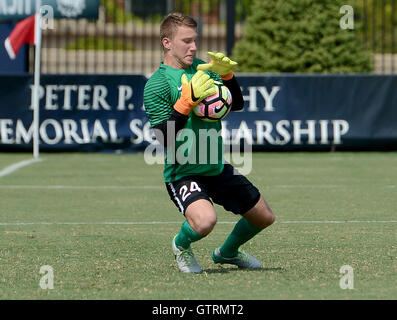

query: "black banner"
xmin=0 ymin=74 xmax=396 ymax=152
xmin=0 ymin=74 xmax=148 ymax=152
xmin=226 ymin=74 xmax=397 ymax=150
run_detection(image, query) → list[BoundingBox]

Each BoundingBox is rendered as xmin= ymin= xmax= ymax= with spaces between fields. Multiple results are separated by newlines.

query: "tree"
xmin=232 ymin=0 xmax=373 ymax=73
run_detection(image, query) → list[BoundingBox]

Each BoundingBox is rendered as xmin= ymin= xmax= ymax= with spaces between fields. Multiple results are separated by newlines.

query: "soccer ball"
xmin=193 ymin=81 xmax=232 ymax=122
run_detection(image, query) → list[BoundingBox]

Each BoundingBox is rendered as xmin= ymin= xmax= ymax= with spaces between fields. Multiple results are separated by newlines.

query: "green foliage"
xmin=66 ymin=36 xmax=135 ymax=51
xmin=175 ymin=0 xmax=221 ymax=15
xmin=101 ymin=0 xmax=133 ymax=24
xmin=232 ymin=0 xmax=373 ymax=73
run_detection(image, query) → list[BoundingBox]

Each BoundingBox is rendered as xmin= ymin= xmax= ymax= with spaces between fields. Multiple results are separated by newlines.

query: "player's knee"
xmin=260 ymin=200 xmax=275 ymax=228
xmin=247 ymin=197 xmax=275 ymax=229
xmin=194 ymin=214 xmax=217 ymax=236
xmin=253 ymin=211 xmax=275 ymax=230
xmin=186 ymin=199 xmax=217 ymax=236
xmin=264 ymin=208 xmax=275 ymax=227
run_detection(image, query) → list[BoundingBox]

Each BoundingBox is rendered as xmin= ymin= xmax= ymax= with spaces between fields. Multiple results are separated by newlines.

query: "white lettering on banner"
xmin=80 ymin=119 xmax=90 ymax=143
xmin=275 ymin=120 xmax=291 ymax=145
xmin=0 ymin=118 xmax=127 ymax=145
xmin=29 ymin=85 xmax=45 ymax=110
xmin=15 ymin=119 xmax=34 ymax=144
xmin=255 ymin=121 xmax=275 ymax=144
xmin=242 ymin=86 xmax=281 ymax=112
xmin=292 ymin=120 xmax=316 ymax=144
xmin=232 ymin=121 xmax=253 ymax=145
xmin=29 ymin=84 xmax=134 ymax=111
xmin=1 ymin=0 xmax=16 ymax=15
xmin=40 ymin=119 xmax=63 ymax=144
xmin=45 ymin=85 xmax=59 ymax=110
xmin=77 ymin=85 xmax=91 ymax=110
xmin=129 ymin=119 xmax=155 ymax=144
xmin=3 ymin=82 xmax=353 ymax=150
xmin=92 ymin=119 xmax=108 ymax=141
xmin=332 ymin=120 xmax=350 ymax=144
xmin=93 ymin=85 xmax=112 ymax=110
xmin=0 ymin=118 xmax=350 ymax=147
xmin=0 ymin=119 xmax=14 ymax=144
xmin=117 ymin=85 xmax=134 ymax=110
xmin=108 ymin=119 xmax=121 ymax=142
xmin=319 ymin=120 xmax=329 ymax=144
xmin=0 ymin=0 xmax=31 ymax=15
xmin=63 ymin=119 xmax=85 ymax=144
xmin=130 ymin=119 xmax=143 ymax=144
xmin=222 ymin=119 xmax=349 ymax=146
xmin=61 ymin=85 xmax=78 ymax=110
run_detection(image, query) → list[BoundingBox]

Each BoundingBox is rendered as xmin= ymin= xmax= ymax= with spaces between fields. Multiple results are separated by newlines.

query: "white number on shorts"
xmin=179 ymin=182 xmax=202 ymax=201
xmin=189 ymin=182 xmax=201 ymax=193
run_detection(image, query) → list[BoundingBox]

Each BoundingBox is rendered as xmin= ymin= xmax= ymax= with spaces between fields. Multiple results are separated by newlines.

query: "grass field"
xmin=0 ymin=152 xmax=396 ymax=300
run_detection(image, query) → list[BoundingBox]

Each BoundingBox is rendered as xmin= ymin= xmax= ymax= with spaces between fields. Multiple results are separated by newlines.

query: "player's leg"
xmin=216 ymin=196 xmax=274 ymax=263
xmin=174 ymin=199 xmax=217 ymax=249
xmin=242 ymin=196 xmax=275 ymax=229
xmin=209 ymin=164 xmax=275 ymax=269
xmin=173 ymin=199 xmax=217 ymax=274
xmin=167 ymin=179 xmax=216 ymax=273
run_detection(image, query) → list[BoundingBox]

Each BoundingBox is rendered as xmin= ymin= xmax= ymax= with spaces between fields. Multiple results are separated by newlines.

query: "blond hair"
xmin=160 ymin=13 xmax=197 ymax=51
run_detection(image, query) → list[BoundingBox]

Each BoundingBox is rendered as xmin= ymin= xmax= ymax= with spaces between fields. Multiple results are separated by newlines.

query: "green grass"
xmin=0 ymin=152 xmax=396 ymax=299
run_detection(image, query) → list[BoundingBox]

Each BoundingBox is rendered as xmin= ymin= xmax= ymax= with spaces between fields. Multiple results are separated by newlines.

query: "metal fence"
xmin=361 ymin=0 xmax=397 ymax=73
xmin=31 ymin=0 xmax=397 ymax=75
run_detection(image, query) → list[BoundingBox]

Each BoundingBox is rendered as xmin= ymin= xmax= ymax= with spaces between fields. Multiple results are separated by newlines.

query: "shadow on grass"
xmin=203 ymin=266 xmax=286 ymax=274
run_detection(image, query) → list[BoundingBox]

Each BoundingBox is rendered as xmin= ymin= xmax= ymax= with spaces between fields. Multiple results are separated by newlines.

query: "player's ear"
xmin=162 ymin=37 xmax=171 ymax=51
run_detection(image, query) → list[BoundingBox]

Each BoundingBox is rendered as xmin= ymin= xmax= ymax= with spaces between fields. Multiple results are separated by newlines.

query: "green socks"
xmin=174 ymin=221 xmax=205 ymax=249
xmin=219 ymin=217 xmax=263 ymax=258
xmin=174 ymin=218 xmax=262 ymax=257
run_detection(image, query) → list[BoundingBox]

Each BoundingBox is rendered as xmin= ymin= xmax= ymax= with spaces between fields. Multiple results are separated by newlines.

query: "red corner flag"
xmin=4 ymin=14 xmax=38 ymax=59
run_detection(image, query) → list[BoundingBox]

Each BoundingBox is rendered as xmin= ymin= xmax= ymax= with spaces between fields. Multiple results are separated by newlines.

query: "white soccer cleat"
xmin=212 ymin=247 xmax=262 ymax=269
xmin=172 ymin=236 xmax=203 ymax=274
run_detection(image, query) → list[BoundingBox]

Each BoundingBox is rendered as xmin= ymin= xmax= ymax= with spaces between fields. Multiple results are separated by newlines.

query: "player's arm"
xmin=145 ymin=71 xmax=216 ymax=147
xmin=223 ymin=76 xmax=244 ymax=111
xmin=197 ymin=52 xmax=244 ymax=111
xmin=152 ymin=109 xmax=189 ymax=147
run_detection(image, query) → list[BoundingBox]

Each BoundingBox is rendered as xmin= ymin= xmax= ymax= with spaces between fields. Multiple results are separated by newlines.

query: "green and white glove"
xmin=197 ymin=51 xmax=238 ymax=80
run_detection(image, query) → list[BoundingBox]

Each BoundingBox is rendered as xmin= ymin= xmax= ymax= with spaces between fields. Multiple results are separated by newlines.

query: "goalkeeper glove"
xmin=174 ymin=70 xmax=217 ymax=115
xmin=197 ymin=52 xmax=238 ymax=80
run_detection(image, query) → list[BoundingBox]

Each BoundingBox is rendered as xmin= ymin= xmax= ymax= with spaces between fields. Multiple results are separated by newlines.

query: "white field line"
xmin=0 ymin=220 xmax=396 ymax=226
xmin=0 ymin=158 xmax=43 ymax=178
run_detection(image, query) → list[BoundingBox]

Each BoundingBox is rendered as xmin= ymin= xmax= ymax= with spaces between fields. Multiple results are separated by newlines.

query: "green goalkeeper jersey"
xmin=144 ymin=58 xmax=224 ymax=182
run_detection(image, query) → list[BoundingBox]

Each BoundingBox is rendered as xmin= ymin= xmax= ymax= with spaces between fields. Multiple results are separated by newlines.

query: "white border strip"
xmin=0 ymin=158 xmax=43 ymax=178
xmin=0 ymin=220 xmax=396 ymax=226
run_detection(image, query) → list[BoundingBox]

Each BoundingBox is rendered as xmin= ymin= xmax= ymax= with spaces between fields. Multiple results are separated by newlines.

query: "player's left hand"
xmin=197 ymin=52 xmax=238 ymax=78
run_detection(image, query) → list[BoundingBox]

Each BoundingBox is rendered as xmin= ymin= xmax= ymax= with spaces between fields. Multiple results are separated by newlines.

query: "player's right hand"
xmin=174 ymin=70 xmax=217 ymax=115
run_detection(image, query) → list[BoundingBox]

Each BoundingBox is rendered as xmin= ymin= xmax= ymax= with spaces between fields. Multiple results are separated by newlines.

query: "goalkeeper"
xmin=143 ymin=13 xmax=275 ymax=273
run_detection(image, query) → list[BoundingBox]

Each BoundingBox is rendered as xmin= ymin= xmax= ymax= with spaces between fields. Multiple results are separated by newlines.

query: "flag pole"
xmin=33 ymin=0 xmax=42 ymax=159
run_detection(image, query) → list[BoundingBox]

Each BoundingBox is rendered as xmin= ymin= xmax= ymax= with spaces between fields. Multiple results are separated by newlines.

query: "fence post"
xmin=166 ymin=0 xmax=174 ymax=14
xmin=226 ymin=0 xmax=237 ymax=56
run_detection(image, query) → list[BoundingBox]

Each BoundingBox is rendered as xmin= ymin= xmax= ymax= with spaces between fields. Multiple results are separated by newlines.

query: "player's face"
xmin=164 ymin=25 xmax=197 ymax=69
